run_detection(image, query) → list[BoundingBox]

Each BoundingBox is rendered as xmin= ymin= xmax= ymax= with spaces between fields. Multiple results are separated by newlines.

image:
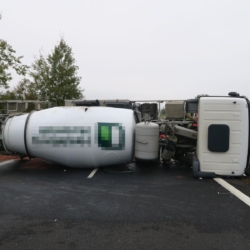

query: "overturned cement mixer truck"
xmin=0 ymin=92 xmax=249 ymax=178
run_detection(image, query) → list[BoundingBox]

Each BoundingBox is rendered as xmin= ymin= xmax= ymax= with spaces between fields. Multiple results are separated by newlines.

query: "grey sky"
xmin=1 ymin=0 xmax=250 ymax=100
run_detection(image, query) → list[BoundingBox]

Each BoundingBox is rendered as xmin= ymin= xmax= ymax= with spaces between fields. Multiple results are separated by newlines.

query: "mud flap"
xmin=192 ymin=155 xmax=216 ymax=178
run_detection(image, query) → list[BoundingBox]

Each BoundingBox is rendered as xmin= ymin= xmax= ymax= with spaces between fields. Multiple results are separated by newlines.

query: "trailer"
xmin=0 ymin=92 xmax=249 ymax=177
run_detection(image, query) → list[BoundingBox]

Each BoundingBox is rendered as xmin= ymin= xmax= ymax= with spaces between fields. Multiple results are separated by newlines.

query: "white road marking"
xmin=87 ymin=168 xmax=99 ymax=179
xmin=0 ymin=159 xmax=17 ymax=166
xmin=214 ymin=177 xmax=250 ymax=207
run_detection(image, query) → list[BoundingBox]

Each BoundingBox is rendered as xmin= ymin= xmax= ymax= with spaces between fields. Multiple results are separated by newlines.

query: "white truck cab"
xmin=193 ymin=93 xmax=250 ymax=177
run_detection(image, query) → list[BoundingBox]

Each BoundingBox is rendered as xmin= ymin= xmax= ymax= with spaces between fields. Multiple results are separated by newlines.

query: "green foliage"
xmin=13 ymin=78 xmax=38 ymax=100
xmin=30 ymin=54 xmax=50 ymax=101
xmin=0 ymin=78 xmax=37 ymax=104
xmin=160 ymin=108 xmax=166 ymax=118
xmin=0 ymin=89 xmax=17 ymax=113
xmin=30 ymin=39 xmax=83 ymax=106
xmin=0 ymin=90 xmax=17 ymax=100
xmin=0 ymin=38 xmax=83 ymax=107
xmin=0 ymin=39 xmax=28 ymax=89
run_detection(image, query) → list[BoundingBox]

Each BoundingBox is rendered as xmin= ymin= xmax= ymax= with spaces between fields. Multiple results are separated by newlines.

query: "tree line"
xmin=0 ymin=38 xmax=83 ymax=106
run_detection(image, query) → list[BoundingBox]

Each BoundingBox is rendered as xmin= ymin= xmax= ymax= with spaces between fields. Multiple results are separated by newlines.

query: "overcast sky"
xmin=1 ymin=0 xmax=250 ymax=100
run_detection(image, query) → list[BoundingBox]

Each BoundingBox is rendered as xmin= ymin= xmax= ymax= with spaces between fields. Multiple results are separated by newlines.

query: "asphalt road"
xmin=0 ymin=158 xmax=250 ymax=250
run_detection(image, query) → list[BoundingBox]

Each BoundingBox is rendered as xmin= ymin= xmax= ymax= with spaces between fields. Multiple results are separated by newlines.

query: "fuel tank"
xmin=2 ymin=107 xmax=135 ymax=168
xmin=135 ymin=121 xmax=159 ymax=161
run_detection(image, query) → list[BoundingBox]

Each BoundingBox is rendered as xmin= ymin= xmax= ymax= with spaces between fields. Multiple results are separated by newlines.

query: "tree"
xmin=0 ymin=90 xmax=17 ymax=100
xmin=30 ymin=54 xmax=50 ymax=101
xmin=30 ymin=39 xmax=83 ymax=106
xmin=13 ymin=78 xmax=37 ymax=100
xmin=160 ymin=108 xmax=166 ymax=118
xmin=0 ymin=89 xmax=16 ymax=113
xmin=0 ymin=39 xmax=28 ymax=89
